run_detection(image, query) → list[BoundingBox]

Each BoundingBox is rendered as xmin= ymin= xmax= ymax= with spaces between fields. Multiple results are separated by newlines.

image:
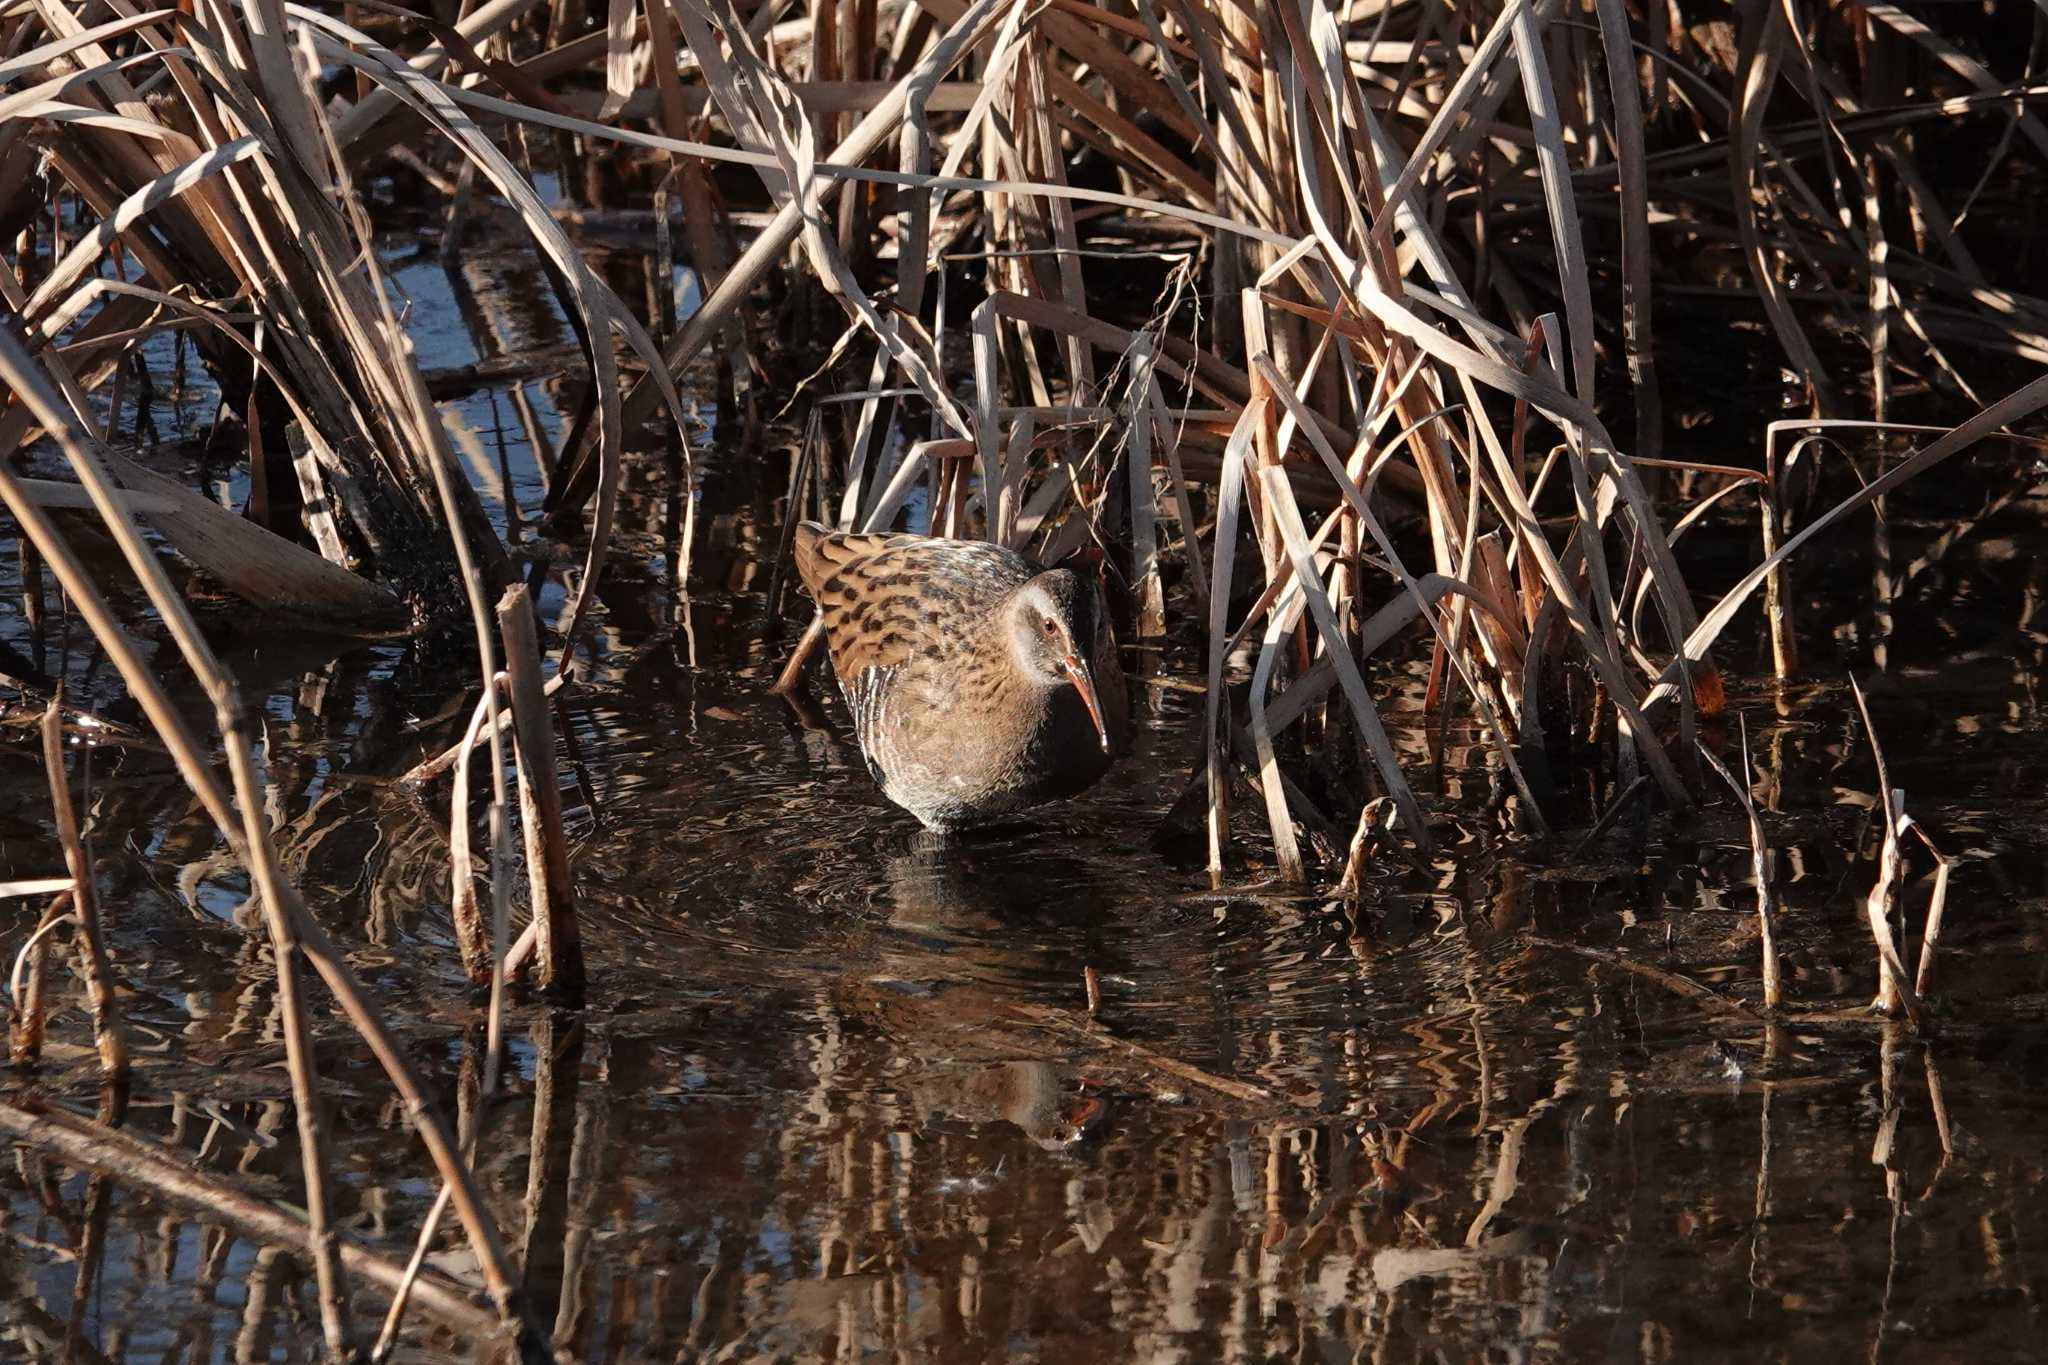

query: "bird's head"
xmin=1006 ymin=570 xmax=1111 ymax=753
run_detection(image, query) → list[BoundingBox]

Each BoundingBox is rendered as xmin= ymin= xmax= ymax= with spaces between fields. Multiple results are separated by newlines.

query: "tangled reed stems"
xmin=3 ymin=0 xmax=2045 ymax=1354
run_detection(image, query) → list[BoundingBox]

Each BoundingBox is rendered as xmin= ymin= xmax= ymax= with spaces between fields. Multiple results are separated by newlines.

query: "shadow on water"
xmin=7 ymin=245 xmax=2048 ymax=1362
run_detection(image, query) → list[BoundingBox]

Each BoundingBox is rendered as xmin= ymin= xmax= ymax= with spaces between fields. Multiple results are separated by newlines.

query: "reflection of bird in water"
xmin=908 ymin=1060 xmax=1099 ymax=1151
xmin=792 ymin=523 xmax=1127 ymax=830
xmin=837 ymin=838 xmax=1117 ymax=1148
xmin=871 ymin=832 xmax=1114 ymax=986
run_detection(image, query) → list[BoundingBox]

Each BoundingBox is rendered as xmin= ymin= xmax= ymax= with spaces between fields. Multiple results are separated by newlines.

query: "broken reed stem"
xmin=498 ymin=583 xmax=584 ymax=1004
xmin=402 ymin=671 xmax=570 ymax=786
xmin=8 ymin=892 xmax=69 ymax=1068
xmin=0 ymin=1098 xmax=506 ymax=1344
xmin=1760 ymin=464 xmax=1799 ymax=680
xmin=505 ymin=918 xmax=540 ymax=978
xmin=1851 ymin=677 xmax=1924 ymax=1027
xmin=1203 ymin=402 xmax=1257 ymax=879
xmin=39 ymin=699 xmax=127 ymax=1078
xmin=1699 ymin=720 xmax=1781 ymax=1011
xmin=1912 ymin=840 xmax=1954 ymax=1002
xmin=1869 ymin=845 xmax=1913 ymax=1012
xmin=449 ymin=674 xmax=505 ymax=984
xmin=1334 ymin=797 xmax=1395 ymax=899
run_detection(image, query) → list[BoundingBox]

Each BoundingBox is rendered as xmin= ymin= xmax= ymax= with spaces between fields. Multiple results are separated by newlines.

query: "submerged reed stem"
xmin=499 ymin=583 xmax=584 ymax=1004
xmin=38 ymin=698 xmax=125 ymax=1076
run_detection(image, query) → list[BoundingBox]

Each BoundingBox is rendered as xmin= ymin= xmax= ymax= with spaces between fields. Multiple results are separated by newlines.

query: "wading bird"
xmin=793 ymin=522 xmax=1128 ymax=830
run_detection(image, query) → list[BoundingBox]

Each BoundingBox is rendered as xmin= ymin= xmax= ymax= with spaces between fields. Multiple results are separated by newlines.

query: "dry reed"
xmin=4 ymin=0 xmax=2046 ymax=1353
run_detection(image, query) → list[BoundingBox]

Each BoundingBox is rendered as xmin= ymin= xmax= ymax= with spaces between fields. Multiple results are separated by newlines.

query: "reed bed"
xmin=2 ymin=0 xmax=2044 ymax=1354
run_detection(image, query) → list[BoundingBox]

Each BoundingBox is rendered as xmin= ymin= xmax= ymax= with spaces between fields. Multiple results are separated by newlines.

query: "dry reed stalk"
xmin=1010 ymin=1003 xmax=1273 ymax=1105
xmin=1529 ymin=937 xmax=1763 ymax=1022
xmin=329 ymin=0 xmax=551 ymax=150
xmin=1334 ymin=798 xmax=1396 ymax=899
xmin=498 ymin=583 xmax=583 ymax=1003
xmin=0 ymin=1098 xmax=507 ymax=1343
xmin=1758 ymin=414 xmax=2048 ymax=685
xmin=37 ymin=699 xmax=125 ymax=1077
xmin=300 ymin=9 xmax=692 ymax=661
xmin=448 ymin=675 xmax=506 ymax=985
xmin=219 ymin=693 xmax=355 ymax=1361
xmin=0 ymin=332 xmax=240 ymax=798
xmin=7 ymin=891 xmax=70 ymax=1067
xmin=1700 ymin=719 xmax=1782 ymax=1011
xmin=1761 ymin=440 xmax=1800 ymax=680
xmin=371 ymin=1179 xmax=461 ymax=1363
xmin=1647 ymin=376 xmax=2048 ymax=721
xmin=773 ymin=615 xmax=831 ymax=696
xmin=1851 ymin=677 xmax=1923 ymax=1027
xmin=608 ymin=0 xmax=1011 ymax=444
xmin=5 ymin=14 xmax=465 ymax=611
xmin=0 ymin=322 xmax=529 ymax=1338
xmin=316 ymin=0 xmax=541 ymax=1030
xmin=505 ymin=919 xmax=541 ymax=978
xmin=1255 ymin=353 xmax=1546 ymax=833
xmin=1246 ymin=584 xmax=1308 ymax=880
xmin=1259 ymin=463 xmax=1431 ymax=852
xmin=1200 ymin=398 xmax=1259 ymax=876
xmin=1126 ymin=339 xmax=1165 ymax=637
xmin=1910 ymin=833 xmax=1956 ymax=1003
xmin=13 ymin=0 xmax=703 ymax=646
xmin=402 ymin=672 xmax=572 ymax=786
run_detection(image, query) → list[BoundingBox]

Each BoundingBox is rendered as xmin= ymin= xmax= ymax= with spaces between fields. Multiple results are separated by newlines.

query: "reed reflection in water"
xmin=7 ymin=421 xmax=2048 ymax=1363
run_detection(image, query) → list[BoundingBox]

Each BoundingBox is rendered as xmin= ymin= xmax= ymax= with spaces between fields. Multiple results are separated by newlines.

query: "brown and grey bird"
xmin=792 ymin=522 xmax=1127 ymax=830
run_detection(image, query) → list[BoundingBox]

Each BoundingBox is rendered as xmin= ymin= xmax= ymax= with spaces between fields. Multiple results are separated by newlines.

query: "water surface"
xmin=4 ymin=220 xmax=2047 ymax=1365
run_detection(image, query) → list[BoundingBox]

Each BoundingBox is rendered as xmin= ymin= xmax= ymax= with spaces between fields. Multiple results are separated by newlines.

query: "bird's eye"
xmin=1042 ymin=617 xmax=1058 ymax=634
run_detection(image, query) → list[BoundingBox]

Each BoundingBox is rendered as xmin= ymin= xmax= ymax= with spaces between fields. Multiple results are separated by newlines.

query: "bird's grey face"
xmin=1009 ymin=572 xmax=1110 ymax=752
xmin=1011 ymin=576 xmax=1082 ymax=680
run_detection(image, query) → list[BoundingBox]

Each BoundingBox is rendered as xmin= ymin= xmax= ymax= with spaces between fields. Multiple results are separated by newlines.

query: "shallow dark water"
xmin=7 ymin=224 xmax=2048 ymax=1362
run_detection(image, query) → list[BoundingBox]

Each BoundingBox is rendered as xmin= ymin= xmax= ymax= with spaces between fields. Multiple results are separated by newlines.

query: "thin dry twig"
xmin=1011 ymin=1003 xmax=1277 ymax=1105
xmin=1526 ymin=936 xmax=1764 ymax=1021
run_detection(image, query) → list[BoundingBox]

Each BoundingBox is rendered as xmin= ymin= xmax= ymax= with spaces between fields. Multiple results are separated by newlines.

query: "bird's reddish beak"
xmin=1060 ymin=654 xmax=1112 ymax=754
